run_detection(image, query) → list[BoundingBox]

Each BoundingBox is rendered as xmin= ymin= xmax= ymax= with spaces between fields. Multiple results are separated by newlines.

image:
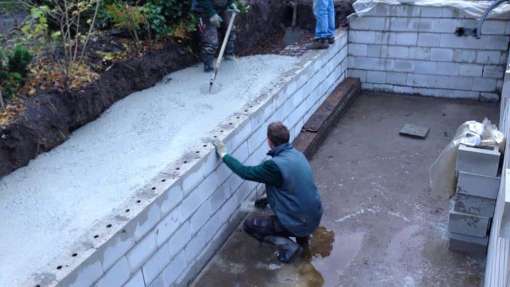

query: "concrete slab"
xmin=193 ymin=93 xmax=498 ymax=287
xmin=456 ymin=145 xmax=501 ymax=177
xmin=0 ymin=55 xmax=299 ymax=286
xmin=448 ymin=210 xmax=491 ymax=238
xmin=453 ymin=193 xmax=496 ymax=217
xmin=457 ymin=171 xmax=501 ymax=199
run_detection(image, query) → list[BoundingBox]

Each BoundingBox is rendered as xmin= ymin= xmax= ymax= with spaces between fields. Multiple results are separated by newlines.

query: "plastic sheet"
xmin=429 ymin=119 xmax=505 ymax=199
xmin=351 ymin=0 xmax=510 ymax=19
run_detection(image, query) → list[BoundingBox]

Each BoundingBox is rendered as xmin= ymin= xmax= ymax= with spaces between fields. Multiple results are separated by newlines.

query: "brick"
xmin=456 ymin=145 xmax=501 ymax=177
xmin=127 ymin=231 xmax=157 ymax=272
xmin=414 ymin=61 xmax=437 ymax=75
xmin=95 ymin=256 xmax=130 ymax=287
xmin=156 ymin=207 xmax=183 ymax=246
xmin=349 ymin=31 xmax=376 ymax=44
xmin=454 ymin=194 xmax=496 ymax=217
xmin=483 ymin=65 xmax=505 ymax=78
xmin=389 ymin=32 xmax=417 ymax=46
xmin=409 ymin=47 xmax=431 ymax=60
xmin=350 ymin=17 xmax=388 ymax=30
xmin=124 ymin=271 xmax=145 ymax=287
xmin=448 ymin=210 xmax=491 ymax=238
xmin=477 ymin=51 xmax=502 ymax=64
xmin=367 ymin=45 xmax=382 ymax=57
xmin=142 ymin=243 xmax=171 ymax=284
xmin=168 ymin=221 xmax=192 ymax=259
xmin=459 ymin=64 xmax=483 ymax=77
xmin=454 ymin=50 xmax=477 ymax=63
xmin=431 ymin=48 xmax=454 ymax=62
xmin=435 ymin=62 xmax=459 ymax=76
xmin=392 ymin=60 xmax=414 ymax=72
xmin=418 ymin=33 xmax=441 ymax=47
xmin=386 ymin=46 xmax=409 ymax=59
xmin=457 ymin=171 xmax=500 ymax=200
xmin=367 ymin=71 xmax=386 ymax=84
xmin=349 ymin=44 xmax=367 ymax=57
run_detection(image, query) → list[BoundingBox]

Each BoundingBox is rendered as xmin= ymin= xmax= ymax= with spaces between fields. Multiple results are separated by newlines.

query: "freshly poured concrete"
xmin=0 ymin=55 xmax=298 ymax=286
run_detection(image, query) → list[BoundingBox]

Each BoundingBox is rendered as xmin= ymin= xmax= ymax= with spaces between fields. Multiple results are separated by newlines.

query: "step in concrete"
xmin=448 ymin=209 xmax=492 ymax=238
xmin=453 ymin=193 xmax=496 ymax=218
xmin=456 ymin=145 xmax=501 ymax=177
xmin=294 ymin=77 xmax=360 ymax=158
xmin=457 ymin=171 xmax=500 ymax=199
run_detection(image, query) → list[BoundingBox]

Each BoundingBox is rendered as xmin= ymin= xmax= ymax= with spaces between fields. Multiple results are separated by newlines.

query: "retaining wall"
xmin=27 ymin=31 xmax=348 ymax=287
xmin=348 ymin=4 xmax=510 ymax=100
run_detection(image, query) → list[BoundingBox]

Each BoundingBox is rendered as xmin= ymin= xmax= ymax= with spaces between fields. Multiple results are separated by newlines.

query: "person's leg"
xmin=199 ymin=15 xmax=219 ymax=72
xmin=327 ymin=0 xmax=336 ymax=43
xmin=221 ymin=10 xmax=237 ymax=59
xmin=314 ymin=0 xmax=330 ymax=39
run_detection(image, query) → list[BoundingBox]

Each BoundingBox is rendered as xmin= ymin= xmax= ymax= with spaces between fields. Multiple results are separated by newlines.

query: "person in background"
xmin=193 ymin=0 xmax=239 ymax=72
xmin=308 ymin=0 xmax=336 ymax=49
xmin=213 ymin=122 xmax=323 ymax=263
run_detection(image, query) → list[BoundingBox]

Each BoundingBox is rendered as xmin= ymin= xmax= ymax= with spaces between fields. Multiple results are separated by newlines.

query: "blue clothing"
xmin=314 ymin=0 xmax=336 ymax=39
xmin=266 ymin=144 xmax=323 ymax=237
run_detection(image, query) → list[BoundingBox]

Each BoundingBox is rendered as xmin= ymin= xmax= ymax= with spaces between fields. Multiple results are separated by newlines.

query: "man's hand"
xmin=213 ymin=140 xmax=227 ymax=159
xmin=228 ymin=3 xmax=240 ymax=13
xmin=209 ymin=14 xmax=223 ymax=28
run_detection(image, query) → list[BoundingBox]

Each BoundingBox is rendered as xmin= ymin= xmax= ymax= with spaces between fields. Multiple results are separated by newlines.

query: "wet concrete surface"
xmin=192 ymin=93 xmax=499 ymax=287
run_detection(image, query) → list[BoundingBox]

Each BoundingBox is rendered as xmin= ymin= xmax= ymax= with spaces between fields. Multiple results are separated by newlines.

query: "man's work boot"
xmin=203 ymin=56 xmax=214 ymax=73
xmin=224 ymin=53 xmax=235 ymax=61
xmin=307 ymin=38 xmax=330 ymax=50
xmin=254 ymin=197 xmax=269 ymax=209
xmin=264 ymin=236 xmax=302 ymax=263
xmin=327 ymin=36 xmax=335 ymax=45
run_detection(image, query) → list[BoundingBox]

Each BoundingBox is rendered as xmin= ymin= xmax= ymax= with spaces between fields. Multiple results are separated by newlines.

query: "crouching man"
xmin=213 ymin=122 xmax=322 ymax=263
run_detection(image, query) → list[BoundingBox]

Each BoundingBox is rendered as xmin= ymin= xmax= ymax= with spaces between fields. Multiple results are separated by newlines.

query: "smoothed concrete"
xmin=193 ymin=93 xmax=498 ymax=287
xmin=0 ymin=55 xmax=299 ymax=286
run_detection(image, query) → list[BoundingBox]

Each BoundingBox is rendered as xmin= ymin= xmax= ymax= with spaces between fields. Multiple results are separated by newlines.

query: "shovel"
xmin=283 ymin=1 xmax=304 ymax=46
xmin=209 ymin=11 xmax=237 ymax=94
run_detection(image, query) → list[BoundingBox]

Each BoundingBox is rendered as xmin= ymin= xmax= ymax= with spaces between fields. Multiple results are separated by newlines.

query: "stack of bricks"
xmin=347 ymin=4 xmax=510 ymax=101
xmin=448 ymin=145 xmax=502 ymax=255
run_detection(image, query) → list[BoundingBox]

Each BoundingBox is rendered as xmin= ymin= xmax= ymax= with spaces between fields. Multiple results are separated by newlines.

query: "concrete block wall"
xmin=348 ymin=4 xmax=510 ymax=100
xmin=26 ymin=31 xmax=348 ymax=287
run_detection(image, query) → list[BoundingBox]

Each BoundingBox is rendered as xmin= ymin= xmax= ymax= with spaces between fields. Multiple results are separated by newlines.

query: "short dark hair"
xmin=267 ymin=122 xmax=290 ymax=146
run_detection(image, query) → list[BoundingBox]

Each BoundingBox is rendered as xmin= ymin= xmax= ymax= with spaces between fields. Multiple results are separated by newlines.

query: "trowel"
xmin=283 ymin=1 xmax=304 ymax=46
xmin=209 ymin=11 xmax=238 ymax=94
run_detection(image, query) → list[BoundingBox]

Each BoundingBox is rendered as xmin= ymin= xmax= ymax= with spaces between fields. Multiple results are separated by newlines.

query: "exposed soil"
xmin=0 ymin=0 xmax=354 ymax=177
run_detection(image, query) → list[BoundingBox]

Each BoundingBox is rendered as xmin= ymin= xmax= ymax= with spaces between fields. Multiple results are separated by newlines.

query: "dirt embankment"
xmin=0 ymin=0 xmax=295 ymax=177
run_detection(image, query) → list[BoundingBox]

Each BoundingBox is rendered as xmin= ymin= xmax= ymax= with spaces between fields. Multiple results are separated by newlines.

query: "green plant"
xmin=8 ymin=45 xmax=33 ymax=77
xmin=106 ymin=1 xmax=145 ymax=43
xmin=143 ymin=2 xmax=170 ymax=39
xmin=0 ymin=45 xmax=32 ymax=102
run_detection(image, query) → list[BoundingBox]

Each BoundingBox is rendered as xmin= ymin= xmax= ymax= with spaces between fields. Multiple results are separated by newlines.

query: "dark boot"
xmin=327 ymin=36 xmax=335 ymax=44
xmin=307 ymin=38 xmax=330 ymax=50
xmin=204 ymin=55 xmax=214 ymax=73
xmin=254 ymin=197 xmax=269 ymax=209
xmin=264 ymin=236 xmax=302 ymax=263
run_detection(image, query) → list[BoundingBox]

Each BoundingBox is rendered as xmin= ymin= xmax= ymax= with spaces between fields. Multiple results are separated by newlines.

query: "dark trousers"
xmin=243 ymin=214 xmax=309 ymax=246
xmin=198 ymin=11 xmax=237 ymax=62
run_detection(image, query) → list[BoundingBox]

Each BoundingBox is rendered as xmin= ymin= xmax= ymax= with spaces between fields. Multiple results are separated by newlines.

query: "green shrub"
xmin=8 ymin=45 xmax=33 ymax=77
xmin=0 ymin=45 xmax=32 ymax=99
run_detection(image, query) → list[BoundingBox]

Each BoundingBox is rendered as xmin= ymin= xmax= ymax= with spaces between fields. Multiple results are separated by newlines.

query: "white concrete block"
xmin=95 ymin=256 xmax=130 ymax=287
xmin=386 ymin=72 xmax=407 ymax=85
xmin=349 ymin=43 xmax=368 ymax=57
xmin=477 ymin=51 xmax=503 ymax=65
xmin=247 ymin=125 xmax=267 ymax=155
xmin=407 ymin=74 xmax=473 ymax=90
xmin=431 ymin=48 xmax=454 ymax=62
xmin=161 ymin=250 xmax=187 ymax=286
xmin=156 ymin=207 xmax=183 ymax=246
xmin=389 ymin=32 xmax=417 ymax=46
xmin=127 ymin=231 xmax=157 ymax=272
xmin=409 ymin=47 xmax=431 ymax=60
xmin=418 ymin=33 xmax=441 ymax=47
xmin=472 ymin=77 xmax=498 ymax=92
xmin=389 ymin=18 xmax=416 ymax=31
xmin=181 ymin=166 xmax=206 ymax=195
xmin=350 ymin=17 xmax=388 ymax=30
xmin=142 ymin=242 xmax=171 ymax=284
xmin=459 ymin=64 xmax=483 ymax=77
xmin=436 ymin=62 xmax=460 ymax=76
xmin=440 ymin=34 xmax=509 ymax=50
xmin=480 ymin=93 xmax=500 ymax=103
xmin=134 ymin=203 xmax=161 ymax=241
xmin=389 ymin=5 xmax=420 ymax=17
xmin=414 ymin=61 xmax=437 ymax=75
xmin=366 ymin=45 xmax=382 ymax=57
xmin=168 ymin=221 xmax=192 ymax=259
xmin=349 ymin=31 xmax=376 ymax=44
xmin=481 ymin=20 xmax=508 ymax=35
xmin=123 ymin=270 xmax=145 ymax=287
xmin=102 ymin=233 xmax=135 ymax=271
xmin=160 ymin=184 xmax=183 ymax=215
xmin=420 ymin=7 xmax=445 ymax=18
xmin=391 ymin=60 xmax=414 ymax=72
xmin=210 ymin=181 xmax=229 ymax=212
xmin=367 ymin=71 xmax=386 ymax=84
xmin=190 ymin=201 xmax=212 ymax=234
xmin=454 ymin=49 xmax=477 ymax=63
xmin=387 ymin=46 xmax=409 ymax=59
xmin=484 ymin=65 xmax=506 ymax=79
xmin=457 ymin=145 xmax=501 ymax=177
xmin=347 ymin=69 xmax=367 ymax=82
xmin=66 ymin=259 xmax=104 ymax=287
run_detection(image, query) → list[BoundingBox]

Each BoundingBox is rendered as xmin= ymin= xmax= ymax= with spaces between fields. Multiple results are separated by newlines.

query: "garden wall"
xmin=347 ymin=4 xmax=510 ymax=101
xmin=26 ymin=31 xmax=348 ymax=287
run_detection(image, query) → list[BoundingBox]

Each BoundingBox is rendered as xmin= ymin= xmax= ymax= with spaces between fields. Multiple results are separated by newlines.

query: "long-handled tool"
xmin=209 ymin=11 xmax=237 ymax=93
xmin=283 ymin=1 xmax=304 ymax=46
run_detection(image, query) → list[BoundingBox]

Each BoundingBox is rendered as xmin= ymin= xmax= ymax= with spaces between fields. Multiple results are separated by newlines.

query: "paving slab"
xmin=193 ymin=93 xmax=498 ymax=287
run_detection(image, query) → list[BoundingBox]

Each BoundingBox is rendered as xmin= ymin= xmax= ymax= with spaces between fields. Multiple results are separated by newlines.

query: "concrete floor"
xmin=192 ymin=93 xmax=499 ymax=287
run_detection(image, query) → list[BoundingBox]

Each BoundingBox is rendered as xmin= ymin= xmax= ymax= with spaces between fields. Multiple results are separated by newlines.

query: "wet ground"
xmin=192 ymin=92 xmax=499 ymax=287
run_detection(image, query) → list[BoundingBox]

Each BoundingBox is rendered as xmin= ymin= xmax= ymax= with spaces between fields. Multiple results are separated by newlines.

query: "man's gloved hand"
xmin=209 ymin=14 xmax=223 ymax=28
xmin=213 ymin=140 xmax=227 ymax=159
xmin=228 ymin=2 xmax=240 ymax=13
